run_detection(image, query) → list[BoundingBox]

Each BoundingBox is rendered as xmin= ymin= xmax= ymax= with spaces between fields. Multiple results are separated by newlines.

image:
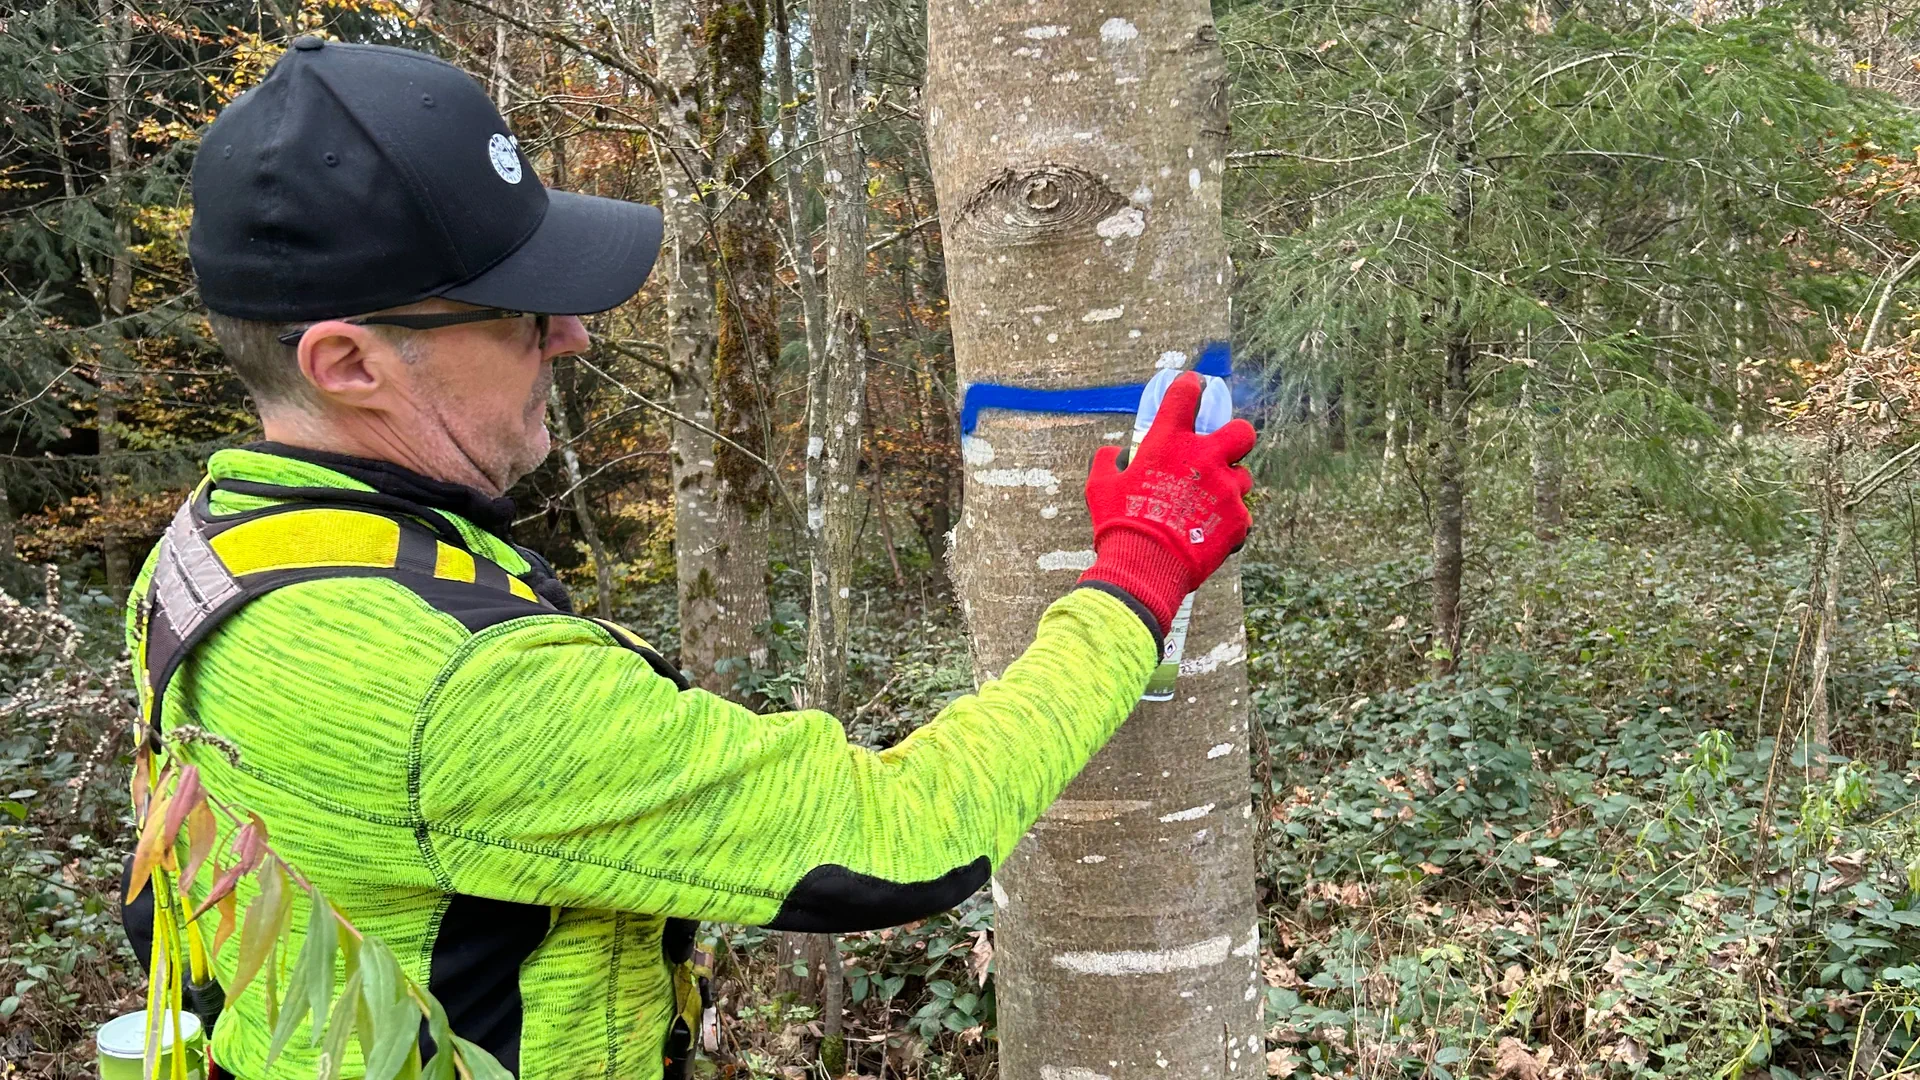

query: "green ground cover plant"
xmin=11 ymin=442 xmax=1920 ymax=1078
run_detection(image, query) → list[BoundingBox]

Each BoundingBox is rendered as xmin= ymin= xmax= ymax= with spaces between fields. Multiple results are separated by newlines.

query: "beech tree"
xmin=925 ymin=0 xmax=1262 ymax=1075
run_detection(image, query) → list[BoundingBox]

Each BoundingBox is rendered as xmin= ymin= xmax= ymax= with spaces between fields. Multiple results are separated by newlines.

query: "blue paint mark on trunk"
xmin=959 ymin=342 xmax=1231 ymax=434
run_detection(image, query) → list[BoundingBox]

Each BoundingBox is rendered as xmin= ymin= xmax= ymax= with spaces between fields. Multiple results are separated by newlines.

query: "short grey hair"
xmin=207 ymin=311 xmax=422 ymax=410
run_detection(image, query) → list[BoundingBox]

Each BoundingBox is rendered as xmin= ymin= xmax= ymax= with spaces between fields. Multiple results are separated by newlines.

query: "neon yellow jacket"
xmin=127 ymin=444 xmax=1156 ymax=1079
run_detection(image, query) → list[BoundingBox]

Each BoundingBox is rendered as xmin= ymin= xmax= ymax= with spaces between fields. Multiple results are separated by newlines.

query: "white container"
xmin=97 ymin=1009 xmax=204 ymax=1080
xmin=1130 ymin=368 xmax=1235 ymax=702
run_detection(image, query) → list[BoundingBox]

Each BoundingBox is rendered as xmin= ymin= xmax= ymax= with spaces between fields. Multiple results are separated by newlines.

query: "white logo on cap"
xmin=488 ymin=133 xmax=522 ymax=184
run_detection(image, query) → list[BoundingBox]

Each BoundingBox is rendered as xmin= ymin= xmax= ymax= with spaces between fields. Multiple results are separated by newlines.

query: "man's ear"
xmin=296 ymin=321 xmax=394 ymax=405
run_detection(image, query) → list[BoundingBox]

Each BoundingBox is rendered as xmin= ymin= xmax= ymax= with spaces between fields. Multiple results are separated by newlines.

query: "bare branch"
xmin=434 ymin=0 xmax=668 ymax=100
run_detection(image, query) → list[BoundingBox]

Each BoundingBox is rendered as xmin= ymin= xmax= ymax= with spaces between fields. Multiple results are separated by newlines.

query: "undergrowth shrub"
xmin=0 ymin=570 xmax=141 ymax=1076
xmin=1242 ymin=459 xmax=1920 ymax=1078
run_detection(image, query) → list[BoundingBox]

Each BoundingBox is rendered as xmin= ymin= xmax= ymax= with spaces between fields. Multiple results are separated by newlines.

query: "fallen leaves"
xmin=1495 ymin=963 xmax=1526 ymax=997
xmin=1492 ymin=1038 xmax=1546 ymax=1080
xmin=967 ymin=929 xmax=993 ymax=986
xmin=1610 ymin=1036 xmax=1649 ymax=1069
xmin=1261 ymin=955 xmax=1304 ymax=988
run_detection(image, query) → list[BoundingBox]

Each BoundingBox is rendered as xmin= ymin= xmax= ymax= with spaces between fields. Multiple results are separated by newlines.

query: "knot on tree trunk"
xmin=956 ymin=164 xmax=1125 ymax=248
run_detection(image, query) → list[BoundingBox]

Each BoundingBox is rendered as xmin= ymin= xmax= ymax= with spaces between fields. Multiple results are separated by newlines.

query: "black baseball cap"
xmin=189 ymin=37 xmax=663 ymax=322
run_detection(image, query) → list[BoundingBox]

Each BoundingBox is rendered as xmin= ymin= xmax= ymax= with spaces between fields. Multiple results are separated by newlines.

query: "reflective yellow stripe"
xmin=507 ymin=577 xmax=538 ymax=602
xmin=207 ymin=510 xmax=400 ymax=575
xmin=592 ymin=618 xmax=660 ymax=652
xmin=434 ymin=543 xmax=477 ymax=583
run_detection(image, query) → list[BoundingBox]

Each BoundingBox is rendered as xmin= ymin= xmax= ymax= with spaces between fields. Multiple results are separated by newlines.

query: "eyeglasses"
xmin=277 ymin=308 xmax=551 ymax=350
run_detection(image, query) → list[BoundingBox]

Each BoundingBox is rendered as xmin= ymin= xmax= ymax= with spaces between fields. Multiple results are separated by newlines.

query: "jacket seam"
xmin=218 ymin=760 xmax=422 ymax=828
xmin=408 ymin=616 xmax=780 ymax=902
xmin=419 ymin=893 xmax=452 ymax=985
xmin=605 ymin=912 xmax=624 ymax=1078
xmin=407 ymin=615 xmax=571 ymax=849
xmin=418 ymin=820 xmax=785 ymax=903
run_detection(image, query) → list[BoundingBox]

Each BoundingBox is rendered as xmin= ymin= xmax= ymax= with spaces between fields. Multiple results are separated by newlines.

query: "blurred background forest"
xmin=9 ymin=0 xmax=1920 ymax=1076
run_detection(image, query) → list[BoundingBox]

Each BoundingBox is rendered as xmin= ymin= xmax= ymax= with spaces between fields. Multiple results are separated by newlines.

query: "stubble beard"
xmin=508 ymin=360 xmax=556 ymax=484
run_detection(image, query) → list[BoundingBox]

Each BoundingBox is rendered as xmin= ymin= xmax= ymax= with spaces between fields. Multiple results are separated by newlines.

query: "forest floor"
xmin=6 ymin=446 xmax=1920 ymax=1079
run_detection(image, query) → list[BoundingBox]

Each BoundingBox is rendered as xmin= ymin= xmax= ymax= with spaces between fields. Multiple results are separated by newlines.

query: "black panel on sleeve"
xmin=1074 ymin=581 xmax=1167 ymax=653
xmin=765 ymin=857 xmax=991 ymax=932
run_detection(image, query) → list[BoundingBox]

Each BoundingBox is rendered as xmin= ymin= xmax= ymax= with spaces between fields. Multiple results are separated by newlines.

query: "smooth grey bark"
xmin=801 ymin=0 xmax=869 ymax=715
xmin=791 ymin=0 xmax=870 ymax=1050
xmin=899 ymin=166 xmax=960 ymax=583
xmin=530 ymin=50 xmax=616 ymax=623
xmin=1809 ymin=431 xmax=1845 ymax=757
xmin=925 ymin=2 xmax=1260 ymax=1076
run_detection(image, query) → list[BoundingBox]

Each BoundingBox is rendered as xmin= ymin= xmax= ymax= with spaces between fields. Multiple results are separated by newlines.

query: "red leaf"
xmin=233 ymin=815 xmax=269 ymax=874
xmin=190 ymin=861 xmax=243 ymax=923
xmin=161 ymin=766 xmax=203 ymax=852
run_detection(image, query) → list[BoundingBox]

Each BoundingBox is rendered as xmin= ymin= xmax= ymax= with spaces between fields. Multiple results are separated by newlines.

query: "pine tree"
xmin=1225 ymin=0 xmax=1892 ymax=660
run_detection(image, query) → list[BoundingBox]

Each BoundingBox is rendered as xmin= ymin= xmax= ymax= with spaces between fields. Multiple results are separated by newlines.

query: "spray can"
xmin=1132 ymin=367 xmax=1235 ymax=702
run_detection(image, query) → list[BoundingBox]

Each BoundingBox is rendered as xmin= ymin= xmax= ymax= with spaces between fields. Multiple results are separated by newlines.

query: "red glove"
xmin=1078 ymin=372 xmax=1257 ymax=638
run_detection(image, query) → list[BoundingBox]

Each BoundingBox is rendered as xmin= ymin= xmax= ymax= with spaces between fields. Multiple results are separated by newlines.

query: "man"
xmin=130 ymin=37 xmax=1256 ymax=1080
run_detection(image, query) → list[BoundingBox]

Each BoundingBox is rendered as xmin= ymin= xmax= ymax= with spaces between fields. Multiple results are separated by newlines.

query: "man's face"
xmin=280 ymin=298 xmax=593 ymax=494
xmin=392 ymin=302 xmax=590 ymax=489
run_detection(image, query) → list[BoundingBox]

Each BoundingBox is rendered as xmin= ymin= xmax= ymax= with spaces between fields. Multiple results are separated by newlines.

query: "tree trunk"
xmin=925 ymin=3 xmax=1260 ymax=1077
xmin=1430 ymin=0 xmax=1482 ymax=676
xmin=1809 ymin=251 xmax=1920 ymax=755
xmin=773 ymin=0 xmax=827 ymax=368
xmin=1522 ymin=340 xmax=1560 ymax=543
xmin=803 ymin=0 xmax=873 ymax=1047
xmin=871 ymin=453 xmax=908 ymax=590
xmin=819 ymin=934 xmax=847 ymax=1076
xmin=97 ymin=0 xmax=133 ymax=602
xmin=0 ymin=477 xmax=21 ymax=596
xmin=490 ymin=18 xmax=510 ymax=106
xmin=901 ymin=167 xmax=961 ymax=587
xmin=1731 ymin=289 xmax=1749 ymax=441
xmin=1325 ymin=377 xmax=1346 ymax=452
xmin=1809 ymin=430 xmax=1846 ymax=759
xmin=525 ymin=49 xmax=616 ymax=622
xmin=705 ymin=0 xmax=777 ymax=675
xmin=1430 ymin=346 xmax=1467 ymax=672
xmin=654 ymin=0 xmax=772 ymax=692
xmin=549 ymin=382 xmax=615 ymax=619
xmin=1529 ymin=414 xmax=1561 ymax=543
xmin=802 ymin=0 xmax=869 ymax=716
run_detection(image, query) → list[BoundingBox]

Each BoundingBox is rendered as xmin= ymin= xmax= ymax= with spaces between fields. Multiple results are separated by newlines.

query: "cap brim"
xmin=438 ymin=191 xmax=663 ymax=315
